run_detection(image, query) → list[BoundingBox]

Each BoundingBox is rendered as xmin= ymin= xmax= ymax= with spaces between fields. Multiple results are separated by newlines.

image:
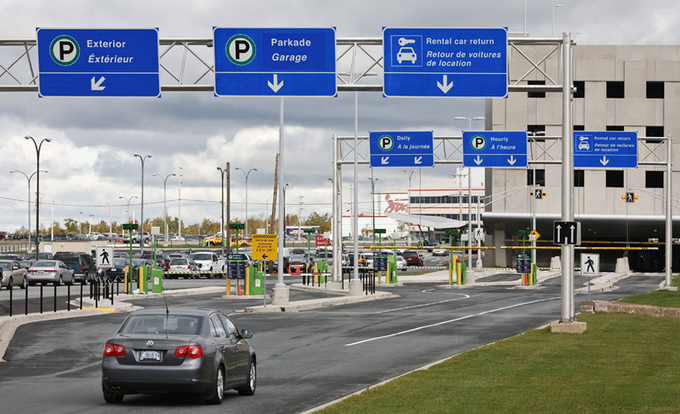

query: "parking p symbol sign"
xmin=49 ymin=35 xmax=79 ymax=66
xmin=470 ymin=135 xmax=487 ymax=151
xmin=226 ymin=34 xmax=256 ymax=65
xmin=378 ymin=135 xmax=394 ymax=151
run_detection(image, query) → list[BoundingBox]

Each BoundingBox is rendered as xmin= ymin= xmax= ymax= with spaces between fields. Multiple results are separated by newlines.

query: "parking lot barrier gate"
xmin=250 ymin=270 xmax=265 ymax=295
xmin=151 ymin=268 xmax=163 ymax=293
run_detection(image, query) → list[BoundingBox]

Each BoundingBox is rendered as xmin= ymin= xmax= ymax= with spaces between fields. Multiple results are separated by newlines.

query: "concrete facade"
xmin=486 ymin=44 xmax=680 ymax=270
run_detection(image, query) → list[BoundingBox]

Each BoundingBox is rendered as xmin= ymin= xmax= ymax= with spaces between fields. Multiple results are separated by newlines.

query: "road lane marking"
xmin=346 ymin=296 xmax=560 ymax=347
xmin=374 ymin=294 xmax=470 ymax=314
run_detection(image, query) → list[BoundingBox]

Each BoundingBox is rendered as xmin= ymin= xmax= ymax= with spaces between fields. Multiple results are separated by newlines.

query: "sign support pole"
xmin=273 ymin=97 xmax=289 ymax=305
xmin=349 ymin=91 xmax=362 ymax=295
xmin=665 ymin=135 xmax=674 ymax=289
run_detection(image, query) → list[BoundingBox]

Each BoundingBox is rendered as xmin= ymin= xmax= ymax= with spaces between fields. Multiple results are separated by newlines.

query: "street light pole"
xmin=10 ymin=170 xmax=46 ymax=251
xmin=552 ymin=3 xmax=563 ymax=37
xmin=217 ymin=167 xmax=227 ymax=258
xmin=403 ymin=169 xmax=416 ymax=242
xmin=153 ymin=172 xmax=177 ymax=244
xmin=283 ymin=183 xmax=289 ymax=245
xmin=368 ymin=176 xmax=378 ymax=244
xmin=235 ymin=167 xmax=258 ymax=238
xmin=25 ymin=136 xmax=50 ymax=254
xmin=119 ymin=196 xmax=138 ymax=223
xmin=134 ymin=154 xmax=152 ymax=253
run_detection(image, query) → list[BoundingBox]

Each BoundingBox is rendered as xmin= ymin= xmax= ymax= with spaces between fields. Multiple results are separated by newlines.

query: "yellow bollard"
xmin=245 ymin=268 xmax=250 ymax=296
xmin=314 ymin=262 xmax=319 ymax=284
xmin=226 ymin=278 xmax=231 ymax=296
xmin=124 ymin=268 xmax=128 ymax=293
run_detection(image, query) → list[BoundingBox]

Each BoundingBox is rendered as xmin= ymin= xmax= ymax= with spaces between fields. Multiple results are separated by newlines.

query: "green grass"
xmin=319 ymin=313 xmax=680 ymax=414
xmin=619 ymin=274 xmax=680 ymax=308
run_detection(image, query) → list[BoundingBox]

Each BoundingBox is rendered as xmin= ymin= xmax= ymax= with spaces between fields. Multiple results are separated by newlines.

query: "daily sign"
xmin=573 ymin=131 xmax=638 ymax=168
xmin=462 ymin=131 xmax=528 ymax=168
xmin=383 ymin=27 xmax=508 ymax=97
xmin=369 ymin=131 xmax=434 ymax=168
xmin=213 ymin=28 xmax=336 ymax=96
xmin=36 ymin=28 xmax=160 ymax=97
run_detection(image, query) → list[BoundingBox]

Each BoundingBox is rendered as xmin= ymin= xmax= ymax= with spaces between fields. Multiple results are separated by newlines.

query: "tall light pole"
xmin=107 ymin=201 xmax=113 ymax=242
xmin=134 ymin=154 xmax=152 ymax=253
xmin=119 ymin=196 xmax=137 ymax=223
xmin=297 ymin=196 xmax=304 ymax=241
xmin=79 ymin=211 xmax=83 ymax=235
xmin=25 ymin=136 xmax=50 ymax=254
xmin=10 ymin=169 xmax=46 ymax=250
xmin=283 ymin=183 xmax=289 ymax=244
xmin=529 ymin=131 xmax=546 ymax=265
xmin=153 ymin=172 xmax=176 ymax=243
xmin=88 ymin=214 xmax=94 ymax=235
xmin=177 ymin=166 xmax=183 ymax=241
xmin=403 ymin=169 xmax=416 ymax=242
xmin=454 ymin=116 xmax=485 ymax=268
xmin=217 ymin=166 xmax=227 ymax=258
xmin=368 ymin=176 xmax=378 ymax=244
xmin=552 ymin=4 xmax=563 ymax=37
xmin=235 ymin=167 xmax=258 ymax=238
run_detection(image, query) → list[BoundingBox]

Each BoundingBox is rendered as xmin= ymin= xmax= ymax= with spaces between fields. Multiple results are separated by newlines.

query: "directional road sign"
xmin=553 ymin=221 xmax=581 ymax=245
xmin=369 ymin=131 xmax=434 ymax=168
xmin=213 ymin=27 xmax=336 ymax=97
xmin=37 ymin=28 xmax=160 ymax=97
xmin=383 ymin=27 xmax=508 ymax=98
xmin=516 ymin=253 xmax=531 ymax=274
xmin=580 ymin=253 xmax=600 ymax=277
xmin=574 ymin=131 xmax=638 ymax=168
xmin=96 ymin=246 xmax=114 ymax=268
xmin=252 ymin=234 xmax=278 ymax=261
xmin=463 ymin=131 xmax=528 ymax=168
xmin=374 ymin=257 xmax=388 ymax=272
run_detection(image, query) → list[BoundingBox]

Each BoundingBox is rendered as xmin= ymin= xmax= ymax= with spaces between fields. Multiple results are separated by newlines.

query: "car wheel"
xmin=238 ymin=360 xmax=257 ymax=396
xmin=102 ymin=383 xmax=124 ymax=404
xmin=20 ymin=277 xmax=27 ymax=289
xmin=205 ymin=366 xmax=225 ymax=404
xmin=55 ymin=275 xmax=63 ymax=286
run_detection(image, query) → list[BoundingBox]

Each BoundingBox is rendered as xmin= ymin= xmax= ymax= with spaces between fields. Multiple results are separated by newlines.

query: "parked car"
xmin=402 ymin=250 xmax=424 ymax=266
xmin=0 ymin=260 xmax=28 ymax=289
xmin=131 ymin=232 xmax=151 ymax=244
xmin=168 ymin=258 xmax=200 ymax=279
xmin=27 ymin=260 xmax=74 ymax=286
xmin=203 ymin=232 xmax=224 ymax=246
xmin=0 ymin=254 xmax=23 ymax=260
xmin=23 ymin=252 xmax=54 ymax=261
xmin=99 ymin=258 xmax=129 ymax=282
xmin=53 ymin=252 xmax=96 ymax=283
xmin=432 ymin=245 xmax=448 ymax=256
xmin=18 ymin=260 xmax=33 ymax=270
xmin=102 ymin=307 xmax=257 ymax=404
xmin=190 ymin=251 xmax=225 ymax=278
xmin=395 ymin=255 xmax=408 ymax=271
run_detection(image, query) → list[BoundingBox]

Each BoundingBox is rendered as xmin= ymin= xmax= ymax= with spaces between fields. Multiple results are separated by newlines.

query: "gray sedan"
xmin=27 ymin=260 xmax=75 ymax=286
xmin=102 ymin=307 xmax=256 ymax=404
xmin=0 ymin=260 xmax=28 ymax=289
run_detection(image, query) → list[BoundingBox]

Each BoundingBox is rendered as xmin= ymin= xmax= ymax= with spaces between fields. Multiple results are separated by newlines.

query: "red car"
xmin=401 ymin=250 xmax=423 ymax=266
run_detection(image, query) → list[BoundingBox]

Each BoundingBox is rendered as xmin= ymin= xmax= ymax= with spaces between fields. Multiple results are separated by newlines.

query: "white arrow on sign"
xmin=268 ymin=74 xmax=284 ymax=93
xmin=381 ymin=156 xmax=389 ymax=165
xmin=437 ymin=74 xmax=453 ymax=94
xmin=91 ymin=76 xmax=106 ymax=91
xmin=474 ymin=155 xmax=483 ymax=165
xmin=556 ymin=224 xmax=562 ymax=242
xmin=570 ymin=224 xmax=576 ymax=242
xmin=414 ymin=156 xmax=423 ymax=165
xmin=507 ymin=155 xmax=517 ymax=165
xmin=600 ymin=156 xmax=609 ymax=166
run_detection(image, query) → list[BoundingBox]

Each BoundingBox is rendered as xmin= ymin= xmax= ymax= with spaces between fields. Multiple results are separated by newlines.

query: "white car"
xmin=190 ymin=251 xmax=225 ymax=278
xmin=395 ymin=255 xmax=407 ymax=271
xmin=432 ymin=246 xmax=448 ymax=256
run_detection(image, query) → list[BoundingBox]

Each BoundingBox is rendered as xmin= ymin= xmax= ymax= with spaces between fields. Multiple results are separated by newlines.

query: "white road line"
xmin=374 ymin=294 xmax=470 ymax=314
xmin=346 ymin=296 xmax=560 ymax=347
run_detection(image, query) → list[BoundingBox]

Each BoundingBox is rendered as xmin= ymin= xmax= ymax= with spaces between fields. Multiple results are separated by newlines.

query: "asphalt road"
xmin=0 ymin=273 xmax=665 ymax=414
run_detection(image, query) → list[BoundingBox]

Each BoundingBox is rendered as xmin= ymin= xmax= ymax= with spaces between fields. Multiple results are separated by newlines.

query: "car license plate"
xmin=140 ymin=351 xmax=161 ymax=361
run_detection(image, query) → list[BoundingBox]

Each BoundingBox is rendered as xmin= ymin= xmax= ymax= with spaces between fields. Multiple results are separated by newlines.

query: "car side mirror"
xmin=240 ymin=329 xmax=253 ymax=339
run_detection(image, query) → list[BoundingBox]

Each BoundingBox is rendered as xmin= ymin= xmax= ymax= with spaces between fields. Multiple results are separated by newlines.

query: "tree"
xmin=303 ymin=212 xmax=331 ymax=233
xmin=63 ymin=218 xmax=78 ymax=233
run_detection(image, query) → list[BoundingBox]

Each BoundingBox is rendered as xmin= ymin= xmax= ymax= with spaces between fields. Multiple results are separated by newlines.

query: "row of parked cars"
xmin=0 ymin=251 xmax=97 ymax=289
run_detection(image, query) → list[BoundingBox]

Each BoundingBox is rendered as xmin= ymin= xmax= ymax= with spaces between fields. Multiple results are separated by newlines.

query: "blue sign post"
xmin=213 ymin=28 xmax=336 ymax=97
xmin=462 ymin=131 xmax=528 ymax=168
xmin=37 ymin=28 xmax=160 ymax=97
xmin=574 ymin=131 xmax=638 ymax=168
xmin=383 ymin=28 xmax=508 ymax=98
xmin=369 ymin=131 xmax=434 ymax=168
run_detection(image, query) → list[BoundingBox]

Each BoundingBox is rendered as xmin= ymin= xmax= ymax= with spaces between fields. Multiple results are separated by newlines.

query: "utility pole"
xmin=226 ymin=162 xmax=231 ymax=253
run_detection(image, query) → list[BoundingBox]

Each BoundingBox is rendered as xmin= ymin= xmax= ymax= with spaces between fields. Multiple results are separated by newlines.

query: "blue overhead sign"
xmin=383 ymin=27 xmax=508 ymax=98
xmin=369 ymin=131 xmax=434 ymax=168
xmin=574 ymin=131 xmax=638 ymax=168
xmin=36 ymin=28 xmax=160 ymax=98
xmin=463 ymin=131 xmax=528 ymax=167
xmin=213 ymin=28 xmax=336 ymax=97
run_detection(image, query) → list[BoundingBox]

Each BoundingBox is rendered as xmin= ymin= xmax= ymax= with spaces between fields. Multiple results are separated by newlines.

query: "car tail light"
xmin=175 ymin=345 xmax=203 ymax=359
xmin=44 ymin=270 xmax=56 ymax=273
xmin=80 ymin=266 xmax=83 ymax=272
xmin=103 ymin=343 xmax=126 ymax=357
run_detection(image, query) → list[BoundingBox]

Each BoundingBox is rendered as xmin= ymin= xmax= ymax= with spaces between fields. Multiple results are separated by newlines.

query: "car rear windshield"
xmin=191 ymin=253 xmax=212 ymax=261
xmin=34 ymin=261 xmax=56 ymax=267
xmin=54 ymin=255 xmax=78 ymax=264
xmin=403 ymin=251 xmax=418 ymax=257
xmin=120 ymin=315 xmax=202 ymax=335
xmin=171 ymin=259 xmax=188 ymax=265
xmin=113 ymin=259 xmax=128 ymax=267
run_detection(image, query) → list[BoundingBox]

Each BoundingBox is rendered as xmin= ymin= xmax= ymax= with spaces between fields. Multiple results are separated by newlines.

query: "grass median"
xmin=319 ymin=283 xmax=680 ymax=413
xmin=618 ymin=275 xmax=680 ymax=308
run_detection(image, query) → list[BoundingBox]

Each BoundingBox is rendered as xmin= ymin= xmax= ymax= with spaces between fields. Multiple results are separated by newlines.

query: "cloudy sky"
xmin=0 ymin=0 xmax=679 ymax=234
